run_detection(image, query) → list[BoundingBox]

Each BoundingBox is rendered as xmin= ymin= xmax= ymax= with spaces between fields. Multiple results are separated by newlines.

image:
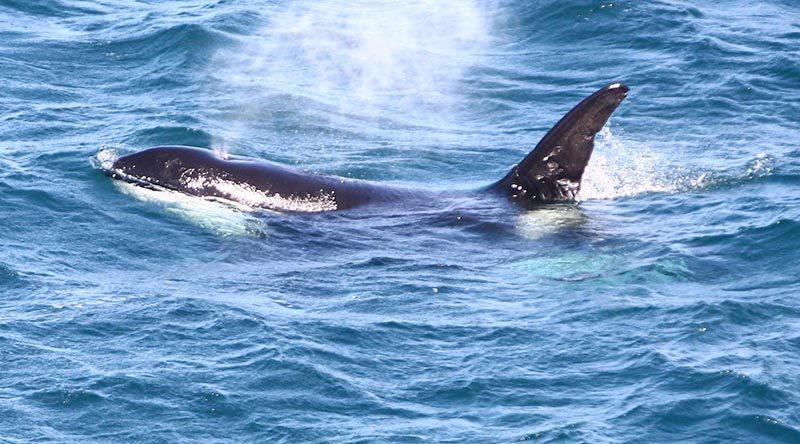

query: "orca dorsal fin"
xmin=493 ymin=83 xmax=629 ymax=203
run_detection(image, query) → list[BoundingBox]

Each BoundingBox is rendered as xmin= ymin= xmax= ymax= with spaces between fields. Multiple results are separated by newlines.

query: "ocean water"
xmin=1 ymin=0 xmax=799 ymax=442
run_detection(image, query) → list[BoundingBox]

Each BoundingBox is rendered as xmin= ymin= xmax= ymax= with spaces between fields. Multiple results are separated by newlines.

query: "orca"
xmin=104 ymin=83 xmax=629 ymax=212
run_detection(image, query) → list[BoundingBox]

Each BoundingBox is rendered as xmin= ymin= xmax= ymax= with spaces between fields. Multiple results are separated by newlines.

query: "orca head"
xmin=109 ymin=146 xmax=220 ymax=191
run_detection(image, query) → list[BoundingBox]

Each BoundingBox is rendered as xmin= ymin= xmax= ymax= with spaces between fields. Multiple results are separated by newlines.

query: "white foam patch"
xmin=744 ymin=151 xmax=773 ymax=178
xmin=579 ymin=128 xmax=775 ymax=201
xmin=580 ymin=127 xmax=682 ymax=200
xmin=92 ymin=146 xmax=118 ymax=171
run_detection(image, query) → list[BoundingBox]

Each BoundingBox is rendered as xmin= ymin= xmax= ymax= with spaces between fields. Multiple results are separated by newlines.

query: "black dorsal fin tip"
xmin=493 ymin=82 xmax=629 ymax=203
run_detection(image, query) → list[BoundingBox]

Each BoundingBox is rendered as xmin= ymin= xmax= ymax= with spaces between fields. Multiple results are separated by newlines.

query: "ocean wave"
xmin=0 ymin=0 xmax=106 ymax=18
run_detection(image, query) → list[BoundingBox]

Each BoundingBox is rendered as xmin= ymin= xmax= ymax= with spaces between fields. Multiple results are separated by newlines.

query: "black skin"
xmin=106 ymin=146 xmax=409 ymax=210
xmin=106 ymin=83 xmax=629 ymax=212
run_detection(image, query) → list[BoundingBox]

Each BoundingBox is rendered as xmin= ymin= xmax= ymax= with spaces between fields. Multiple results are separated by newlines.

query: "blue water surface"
xmin=1 ymin=0 xmax=799 ymax=442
